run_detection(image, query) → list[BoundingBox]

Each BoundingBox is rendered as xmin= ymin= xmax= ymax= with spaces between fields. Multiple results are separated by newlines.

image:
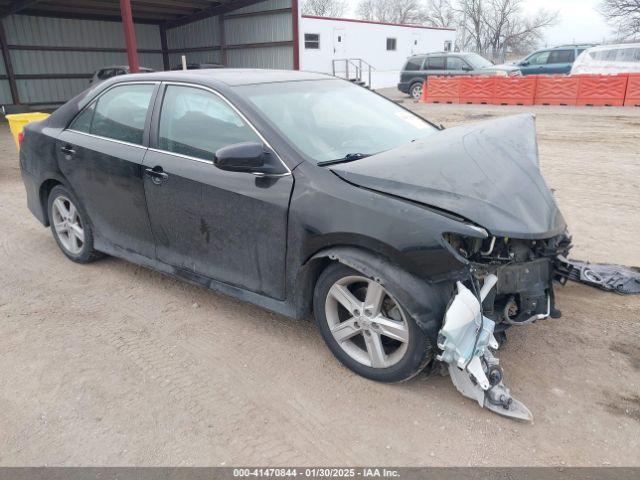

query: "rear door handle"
xmin=60 ymin=145 xmax=75 ymax=157
xmin=145 ymin=166 xmax=169 ymax=185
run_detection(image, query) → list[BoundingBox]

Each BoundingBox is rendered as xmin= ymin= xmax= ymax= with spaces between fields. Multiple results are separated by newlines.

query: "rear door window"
xmin=70 ymin=83 xmax=155 ymax=145
xmin=617 ymin=47 xmax=640 ymax=62
xmin=426 ymin=56 xmax=445 ymax=70
xmin=404 ymin=57 xmax=424 ymax=71
xmin=158 ymin=85 xmax=260 ymax=161
xmin=548 ymin=50 xmax=575 ymax=63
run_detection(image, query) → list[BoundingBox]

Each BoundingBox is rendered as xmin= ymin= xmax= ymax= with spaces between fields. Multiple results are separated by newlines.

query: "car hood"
xmin=330 ymin=114 xmax=566 ymax=239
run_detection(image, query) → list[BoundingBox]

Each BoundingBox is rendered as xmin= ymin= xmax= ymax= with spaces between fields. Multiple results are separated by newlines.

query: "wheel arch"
xmin=39 ymin=177 xmax=65 ymax=226
xmin=294 ymin=245 xmax=454 ymax=345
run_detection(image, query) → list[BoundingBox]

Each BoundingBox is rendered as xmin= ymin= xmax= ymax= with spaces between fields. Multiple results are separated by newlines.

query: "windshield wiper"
xmin=317 ymin=152 xmax=372 ymax=166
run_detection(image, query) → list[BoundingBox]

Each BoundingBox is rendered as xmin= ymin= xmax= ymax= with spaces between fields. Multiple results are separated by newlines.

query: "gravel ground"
xmin=0 ymin=94 xmax=639 ymax=466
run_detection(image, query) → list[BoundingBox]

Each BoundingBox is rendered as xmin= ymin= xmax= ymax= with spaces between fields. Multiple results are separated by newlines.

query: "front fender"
xmin=309 ymin=246 xmax=456 ymax=346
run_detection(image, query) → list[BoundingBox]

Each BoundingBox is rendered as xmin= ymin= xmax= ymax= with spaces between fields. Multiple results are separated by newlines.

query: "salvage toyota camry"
xmin=19 ymin=69 xmax=571 ymax=421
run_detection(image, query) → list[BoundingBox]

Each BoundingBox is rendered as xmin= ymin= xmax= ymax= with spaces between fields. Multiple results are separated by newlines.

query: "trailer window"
xmin=386 ymin=38 xmax=397 ymax=51
xmin=305 ymin=33 xmax=320 ymax=49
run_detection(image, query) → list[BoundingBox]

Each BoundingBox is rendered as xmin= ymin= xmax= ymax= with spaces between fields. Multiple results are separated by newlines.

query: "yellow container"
xmin=5 ymin=112 xmax=50 ymax=149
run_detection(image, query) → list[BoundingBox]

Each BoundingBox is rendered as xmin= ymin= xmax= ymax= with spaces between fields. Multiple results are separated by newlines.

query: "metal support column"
xmin=219 ymin=14 xmax=227 ymax=66
xmin=159 ymin=24 xmax=170 ymax=71
xmin=120 ymin=0 xmax=140 ymax=73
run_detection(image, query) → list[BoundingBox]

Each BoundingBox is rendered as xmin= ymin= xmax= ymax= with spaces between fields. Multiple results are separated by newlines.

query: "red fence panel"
xmin=576 ymin=74 xmax=628 ymax=106
xmin=534 ymin=75 xmax=579 ymax=106
xmin=493 ymin=76 xmax=537 ymax=105
xmin=423 ymin=76 xmax=460 ymax=104
xmin=459 ymin=76 xmax=495 ymax=104
xmin=624 ymin=74 xmax=640 ymax=106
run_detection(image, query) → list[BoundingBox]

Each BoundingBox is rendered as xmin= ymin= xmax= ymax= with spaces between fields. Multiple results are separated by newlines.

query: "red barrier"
xmin=534 ymin=75 xmax=579 ymax=106
xmin=576 ymin=74 xmax=628 ymax=106
xmin=419 ymin=80 xmax=428 ymax=103
xmin=423 ymin=76 xmax=460 ymax=104
xmin=459 ymin=76 xmax=495 ymax=104
xmin=624 ymin=74 xmax=640 ymax=106
xmin=493 ymin=76 xmax=537 ymax=105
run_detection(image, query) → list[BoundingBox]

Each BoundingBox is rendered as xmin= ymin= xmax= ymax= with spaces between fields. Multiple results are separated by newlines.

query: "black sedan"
xmin=19 ymin=69 xmax=570 ymax=419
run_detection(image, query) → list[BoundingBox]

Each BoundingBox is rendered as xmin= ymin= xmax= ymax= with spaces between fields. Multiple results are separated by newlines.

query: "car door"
xmin=546 ymin=49 xmax=575 ymax=74
xmin=519 ymin=50 xmax=550 ymax=75
xmin=56 ymin=82 xmax=158 ymax=259
xmin=142 ymin=83 xmax=293 ymax=299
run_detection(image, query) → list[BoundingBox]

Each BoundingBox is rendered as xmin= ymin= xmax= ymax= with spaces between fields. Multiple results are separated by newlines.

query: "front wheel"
xmin=314 ymin=263 xmax=433 ymax=383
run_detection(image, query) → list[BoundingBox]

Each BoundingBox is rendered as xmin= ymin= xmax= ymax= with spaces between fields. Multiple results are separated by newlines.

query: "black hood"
xmin=331 ymin=114 xmax=566 ymax=239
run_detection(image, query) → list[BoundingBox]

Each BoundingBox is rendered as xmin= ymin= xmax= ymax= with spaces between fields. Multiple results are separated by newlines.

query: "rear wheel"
xmin=410 ymin=82 xmax=423 ymax=100
xmin=314 ymin=263 xmax=433 ymax=383
xmin=48 ymin=185 xmax=102 ymax=263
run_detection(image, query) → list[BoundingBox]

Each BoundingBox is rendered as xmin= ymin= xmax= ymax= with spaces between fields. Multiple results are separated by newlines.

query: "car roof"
xmin=112 ymin=68 xmax=334 ymax=87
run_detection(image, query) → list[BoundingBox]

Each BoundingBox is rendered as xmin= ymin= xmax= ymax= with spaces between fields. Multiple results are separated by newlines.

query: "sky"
xmin=343 ymin=0 xmax=614 ymax=47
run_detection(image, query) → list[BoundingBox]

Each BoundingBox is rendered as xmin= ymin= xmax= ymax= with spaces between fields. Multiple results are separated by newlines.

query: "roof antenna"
xmin=181 ymin=55 xmax=187 ymax=71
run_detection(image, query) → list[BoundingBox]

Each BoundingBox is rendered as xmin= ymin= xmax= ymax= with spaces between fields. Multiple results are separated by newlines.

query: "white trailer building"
xmin=298 ymin=15 xmax=456 ymax=89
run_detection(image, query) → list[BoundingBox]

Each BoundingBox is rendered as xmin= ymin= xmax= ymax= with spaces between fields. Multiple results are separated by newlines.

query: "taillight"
xmin=18 ymin=131 xmax=25 ymax=148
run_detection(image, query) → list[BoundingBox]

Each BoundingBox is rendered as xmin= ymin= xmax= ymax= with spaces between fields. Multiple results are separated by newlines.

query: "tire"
xmin=47 ymin=185 xmax=102 ymax=264
xmin=313 ymin=263 xmax=433 ymax=383
xmin=409 ymin=82 xmax=423 ymax=100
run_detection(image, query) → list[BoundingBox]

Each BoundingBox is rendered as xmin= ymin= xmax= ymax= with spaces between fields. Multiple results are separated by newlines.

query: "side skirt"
xmin=93 ymin=240 xmax=299 ymax=320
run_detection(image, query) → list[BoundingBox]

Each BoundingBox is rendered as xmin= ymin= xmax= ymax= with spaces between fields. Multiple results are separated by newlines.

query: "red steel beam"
xmin=291 ymin=0 xmax=299 ymax=70
xmin=120 ymin=0 xmax=140 ymax=73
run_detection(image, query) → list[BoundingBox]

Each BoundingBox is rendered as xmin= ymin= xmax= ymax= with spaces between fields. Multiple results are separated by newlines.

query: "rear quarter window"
xmin=404 ymin=57 xmax=424 ymax=71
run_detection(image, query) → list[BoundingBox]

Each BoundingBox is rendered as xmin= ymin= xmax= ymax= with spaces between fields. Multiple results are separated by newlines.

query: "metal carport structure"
xmin=0 ymin=0 xmax=299 ymax=107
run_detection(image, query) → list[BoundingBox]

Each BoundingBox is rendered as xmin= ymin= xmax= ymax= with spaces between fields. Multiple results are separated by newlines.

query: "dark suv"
xmin=398 ymin=52 xmax=521 ymax=99
xmin=516 ymin=44 xmax=595 ymax=75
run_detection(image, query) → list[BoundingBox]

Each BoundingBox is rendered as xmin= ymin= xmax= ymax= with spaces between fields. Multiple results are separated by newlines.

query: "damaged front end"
xmin=438 ymin=232 xmax=572 ymax=421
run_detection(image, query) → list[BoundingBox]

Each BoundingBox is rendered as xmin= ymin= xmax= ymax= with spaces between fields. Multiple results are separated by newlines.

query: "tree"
xmin=599 ymin=0 xmax=640 ymax=39
xmin=455 ymin=0 xmax=557 ymax=55
xmin=424 ymin=0 xmax=457 ymax=28
xmin=301 ymin=0 xmax=348 ymax=17
xmin=355 ymin=0 xmax=427 ymax=24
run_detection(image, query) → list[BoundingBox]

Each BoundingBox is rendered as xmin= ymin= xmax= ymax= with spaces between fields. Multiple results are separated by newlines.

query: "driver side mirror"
xmin=214 ymin=142 xmax=285 ymax=175
xmin=520 ymin=61 xmax=530 ymax=66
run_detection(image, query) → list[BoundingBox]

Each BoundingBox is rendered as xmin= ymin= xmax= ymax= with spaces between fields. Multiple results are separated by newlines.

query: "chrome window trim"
xmin=66 ymin=129 xmax=148 ymax=150
xmin=65 ymin=80 xmax=160 ymax=147
xmin=147 ymin=147 xmax=212 ymax=165
xmin=157 ymin=81 xmax=292 ymax=176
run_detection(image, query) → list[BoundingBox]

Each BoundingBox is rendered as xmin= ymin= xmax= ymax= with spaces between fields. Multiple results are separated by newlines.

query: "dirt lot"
xmin=0 ymin=94 xmax=639 ymax=467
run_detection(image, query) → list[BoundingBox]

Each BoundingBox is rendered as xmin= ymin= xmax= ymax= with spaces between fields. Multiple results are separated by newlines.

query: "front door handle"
xmin=60 ymin=145 xmax=76 ymax=157
xmin=145 ymin=166 xmax=169 ymax=185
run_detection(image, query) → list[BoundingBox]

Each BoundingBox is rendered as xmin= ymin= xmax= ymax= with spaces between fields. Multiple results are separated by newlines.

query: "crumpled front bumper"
xmin=436 ymin=273 xmax=540 ymax=422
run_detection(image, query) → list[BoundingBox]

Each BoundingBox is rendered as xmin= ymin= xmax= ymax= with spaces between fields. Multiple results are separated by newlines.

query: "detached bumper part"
xmin=437 ymin=275 xmax=533 ymax=422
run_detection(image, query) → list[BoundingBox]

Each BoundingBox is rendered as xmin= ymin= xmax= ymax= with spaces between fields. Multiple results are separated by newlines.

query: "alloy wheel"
xmin=411 ymin=84 xmax=422 ymax=100
xmin=325 ymin=275 xmax=410 ymax=368
xmin=51 ymin=195 xmax=85 ymax=255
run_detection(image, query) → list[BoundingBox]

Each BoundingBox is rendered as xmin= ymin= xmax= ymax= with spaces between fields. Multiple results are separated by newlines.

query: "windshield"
xmin=464 ymin=53 xmax=493 ymax=69
xmin=235 ymin=80 xmax=437 ymax=164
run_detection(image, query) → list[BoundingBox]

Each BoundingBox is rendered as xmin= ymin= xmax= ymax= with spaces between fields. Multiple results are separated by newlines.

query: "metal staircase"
xmin=331 ymin=58 xmax=375 ymax=89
